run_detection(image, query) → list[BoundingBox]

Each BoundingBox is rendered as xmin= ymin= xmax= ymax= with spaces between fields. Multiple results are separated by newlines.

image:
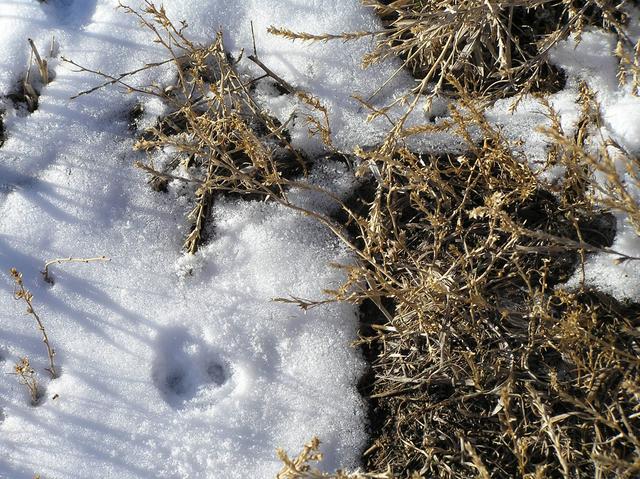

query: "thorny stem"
xmin=10 ymin=268 xmax=58 ymax=379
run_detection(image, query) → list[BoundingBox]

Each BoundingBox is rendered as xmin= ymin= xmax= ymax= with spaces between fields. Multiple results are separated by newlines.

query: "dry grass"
xmin=13 ymin=357 xmax=41 ymax=406
xmin=322 ymin=87 xmax=640 ymax=477
xmin=542 ymin=82 xmax=640 ymax=237
xmin=276 ymin=437 xmax=395 ymax=479
xmin=270 ymin=0 xmax=636 ymax=117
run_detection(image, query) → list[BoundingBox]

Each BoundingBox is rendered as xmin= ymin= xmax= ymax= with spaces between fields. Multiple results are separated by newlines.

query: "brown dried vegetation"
xmin=272 ymin=0 xmax=636 ymax=103
xmin=323 ymin=88 xmax=640 ymax=478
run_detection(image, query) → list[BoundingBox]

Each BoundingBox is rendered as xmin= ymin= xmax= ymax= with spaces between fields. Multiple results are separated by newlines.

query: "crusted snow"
xmin=0 ymin=1 xmax=375 ymax=477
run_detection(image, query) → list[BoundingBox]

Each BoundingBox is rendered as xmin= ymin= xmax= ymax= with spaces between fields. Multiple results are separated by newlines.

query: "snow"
xmin=1 ymin=0 xmax=639 ymax=477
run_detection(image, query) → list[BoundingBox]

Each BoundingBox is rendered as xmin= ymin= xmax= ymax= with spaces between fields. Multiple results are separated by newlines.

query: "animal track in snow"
xmin=152 ymin=327 xmax=235 ymax=411
xmin=41 ymin=0 xmax=98 ymax=29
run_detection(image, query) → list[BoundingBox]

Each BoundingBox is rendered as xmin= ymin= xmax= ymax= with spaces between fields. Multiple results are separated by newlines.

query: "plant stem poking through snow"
xmin=27 ymin=38 xmax=49 ymax=86
xmin=41 ymin=255 xmax=110 ymax=285
xmin=276 ymin=437 xmax=393 ymax=479
xmin=10 ymin=268 xmax=57 ymax=379
xmin=13 ymin=357 xmax=41 ymax=406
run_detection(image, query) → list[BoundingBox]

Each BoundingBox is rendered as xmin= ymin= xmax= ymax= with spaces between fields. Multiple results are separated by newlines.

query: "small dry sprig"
xmin=13 ymin=357 xmax=41 ymax=406
xmin=10 ymin=268 xmax=57 ymax=379
xmin=615 ymin=38 xmax=640 ymax=95
xmin=12 ymin=38 xmax=55 ymax=113
xmin=28 ymin=38 xmax=49 ymax=86
xmin=41 ymin=255 xmax=110 ymax=284
xmin=276 ymin=437 xmax=393 ymax=479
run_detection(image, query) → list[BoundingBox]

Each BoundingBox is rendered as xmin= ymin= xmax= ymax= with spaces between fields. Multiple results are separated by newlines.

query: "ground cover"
xmin=1 ymin=1 xmax=639 ymax=478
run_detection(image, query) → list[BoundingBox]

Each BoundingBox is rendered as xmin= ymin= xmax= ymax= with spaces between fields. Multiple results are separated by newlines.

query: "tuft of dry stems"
xmin=10 ymin=268 xmax=57 ymax=379
xmin=270 ymin=0 xmax=637 ymax=119
xmin=615 ymin=37 xmax=640 ymax=95
xmin=276 ymin=437 xmax=394 ymax=479
xmin=13 ymin=357 xmax=41 ymax=406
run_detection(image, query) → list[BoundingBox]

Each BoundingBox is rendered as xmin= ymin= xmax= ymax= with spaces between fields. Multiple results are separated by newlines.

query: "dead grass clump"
xmin=271 ymin=0 xmax=635 ymax=103
xmin=318 ymin=91 xmax=640 ymax=476
xmin=128 ymin=25 xmax=302 ymax=253
xmin=65 ymin=2 xmax=331 ymax=254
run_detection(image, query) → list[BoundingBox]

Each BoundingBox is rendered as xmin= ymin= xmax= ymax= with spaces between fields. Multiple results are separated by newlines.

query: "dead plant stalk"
xmin=10 ymin=268 xmax=57 ymax=379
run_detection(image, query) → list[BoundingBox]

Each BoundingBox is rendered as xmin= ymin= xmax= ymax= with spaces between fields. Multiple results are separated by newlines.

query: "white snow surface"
xmin=0 ymin=1 xmax=378 ymax=477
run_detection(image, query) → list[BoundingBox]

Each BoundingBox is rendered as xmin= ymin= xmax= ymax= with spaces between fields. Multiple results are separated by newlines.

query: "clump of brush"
xmin=64 ymin=1 xmax=334 ymax=254
xmin=271 ymin=0 xmax=636 ymax=110
xmin=316 ymin=84 xmax=640 ymax=477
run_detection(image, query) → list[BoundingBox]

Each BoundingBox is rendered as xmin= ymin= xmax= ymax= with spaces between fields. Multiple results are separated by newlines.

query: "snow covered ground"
xmin=0 ymin=0 xmax=639 ymax=478
xmin=0 ymin=1 xmax=394 ymax=477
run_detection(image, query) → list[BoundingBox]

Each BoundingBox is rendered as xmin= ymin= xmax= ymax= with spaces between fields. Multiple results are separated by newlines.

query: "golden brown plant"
xmin=10 ymin=268 xmax=57 ymax=379
xmin=270 ymin=0 xmax=637 ymax=119
xmin=276 ymin=437 xmax=394 ymax=479
xmin=13 ymin=357 xmax=41 ymax=406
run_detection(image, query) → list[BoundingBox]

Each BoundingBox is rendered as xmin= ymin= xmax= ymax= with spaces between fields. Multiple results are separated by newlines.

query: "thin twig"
xmin=247 ymin=55 xmax=295 ymax=94
xmin=42 ymin=256 xmax=110 ymax=284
